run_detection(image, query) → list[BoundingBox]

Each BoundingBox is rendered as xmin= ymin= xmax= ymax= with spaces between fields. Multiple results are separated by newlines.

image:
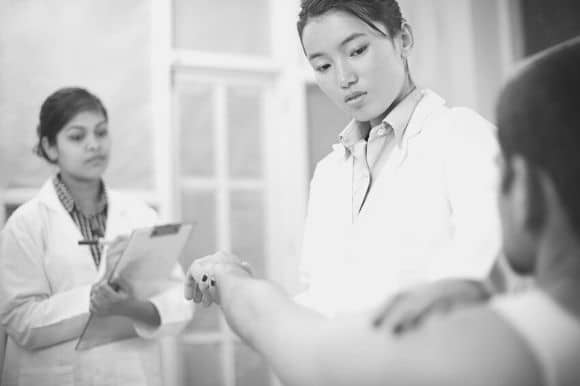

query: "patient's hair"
xmin=497 ymin=37 xmax=580 ymax=233
xmin=35 ymin=87 xmax=108 ymax=163
xmin=297 ymin=0 xmax=404 ymax=42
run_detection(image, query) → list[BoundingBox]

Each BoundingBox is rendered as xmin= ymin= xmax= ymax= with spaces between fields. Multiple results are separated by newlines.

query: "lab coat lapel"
xmin=392 ymin=90 xmax=446 ymax=168
xmin=36 ymin=178 xmax=97 ymax=271
xmin=104 ymin=191 xmax=129 ymax=240
xmin=357 ymin=90 xmax=447 ymax=219
xmin=331 ymin=143 xmax=356 ymax=225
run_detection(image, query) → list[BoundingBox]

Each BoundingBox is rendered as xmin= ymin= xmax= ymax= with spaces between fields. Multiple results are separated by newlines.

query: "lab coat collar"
xmin=36 ymin=176 xmax=128 ymax=240
xmin=52 ymin=173 xmax=108 ymax=215
xmin=332 ymin=89 xmax=446 ymax=160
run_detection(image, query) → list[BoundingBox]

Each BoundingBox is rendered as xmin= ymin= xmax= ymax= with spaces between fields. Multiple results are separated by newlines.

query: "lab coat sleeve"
xmin=432 ymin=108 xmax=502 ymax=280
xmin=132 ymin=263 xmax=193 ymax=339
xmin=0 ymin=216 xmax=91 ymax=351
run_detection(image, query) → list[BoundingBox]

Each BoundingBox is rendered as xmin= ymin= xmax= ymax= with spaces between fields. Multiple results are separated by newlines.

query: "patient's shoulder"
xmin=398 ymin=303 xmax=543 ymax=386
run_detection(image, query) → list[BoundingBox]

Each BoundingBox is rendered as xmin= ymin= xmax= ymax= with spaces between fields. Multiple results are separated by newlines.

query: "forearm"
xmin=117 ymin=299 xmax=161 ymax=328
xmin=0 ymin=285 xmax=92 ymax=350
xmin=219 ymin=275 xmax=291 ymax=344
xmin=217 ymin=272 xmax=328 ymax=385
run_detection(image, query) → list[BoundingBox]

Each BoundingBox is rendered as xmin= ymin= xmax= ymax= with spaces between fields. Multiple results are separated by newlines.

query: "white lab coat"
xmin=298 ymin=90 xmax=501 ymax=316
xmin=0 ymin=179 xmax=192 ymax=386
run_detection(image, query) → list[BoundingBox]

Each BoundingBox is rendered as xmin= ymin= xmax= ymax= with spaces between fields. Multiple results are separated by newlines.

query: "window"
xmin=168 ymin=1 xmax=308 ymax=385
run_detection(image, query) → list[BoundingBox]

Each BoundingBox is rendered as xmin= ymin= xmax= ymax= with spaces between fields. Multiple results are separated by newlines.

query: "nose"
xmin=337 ymin=61 xmax=357 ymax=89
xmin=85 ymin=134 xmax=101 ymax=152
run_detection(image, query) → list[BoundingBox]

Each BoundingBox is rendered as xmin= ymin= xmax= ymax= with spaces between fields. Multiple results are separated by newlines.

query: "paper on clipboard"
xmin=76 ymin=223 xmax=194 ymax=351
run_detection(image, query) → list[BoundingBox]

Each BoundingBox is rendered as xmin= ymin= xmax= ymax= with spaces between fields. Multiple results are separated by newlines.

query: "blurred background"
xmin=0 ymin=0 xmax=579 ymax=385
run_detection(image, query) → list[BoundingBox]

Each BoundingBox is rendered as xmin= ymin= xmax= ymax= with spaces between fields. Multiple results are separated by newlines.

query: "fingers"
xmin=184 ymin=251 xmax=246 ymax=306
xmin=193 ymin=281 xmax=203 ymax=303
xmin=371 ymin=292 xmax=407 ymax=328
xmin=184 ymin=259 xmax=216 ymax=305
xmin=184 ymin=270 xmax=196 ymax=300
xmin=199 ymin=272 xmax=214 ymax=307
xmin=393 ymin=298 xmax=454 ymax=335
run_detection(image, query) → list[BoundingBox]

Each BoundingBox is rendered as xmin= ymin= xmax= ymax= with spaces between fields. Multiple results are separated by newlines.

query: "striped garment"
xmin=53 ymin=174 xmax=108 ymax=267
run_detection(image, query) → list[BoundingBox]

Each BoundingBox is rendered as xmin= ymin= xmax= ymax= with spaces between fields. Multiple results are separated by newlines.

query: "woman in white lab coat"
xmin=295 ymin=0 xmax=501 ymax=316
xmin=0 ymin=87 xmax=192 ymax=386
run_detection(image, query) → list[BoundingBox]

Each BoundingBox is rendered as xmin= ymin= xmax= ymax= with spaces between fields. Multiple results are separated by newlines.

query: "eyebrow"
xmin=307 ymin=32 xmax=367 ymax=60
xmin=64 ymin=120 xmax=107 ymax=132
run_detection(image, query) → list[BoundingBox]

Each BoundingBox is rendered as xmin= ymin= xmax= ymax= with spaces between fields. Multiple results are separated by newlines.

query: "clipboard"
xmin=76 ymin=223 xmax=194 ymax=351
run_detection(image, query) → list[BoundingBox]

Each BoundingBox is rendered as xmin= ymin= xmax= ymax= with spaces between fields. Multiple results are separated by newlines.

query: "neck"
xmin=59 ymin=172 xmax=102 ymax=215
xmin=370 ymin=74 xmax=416 ymax=128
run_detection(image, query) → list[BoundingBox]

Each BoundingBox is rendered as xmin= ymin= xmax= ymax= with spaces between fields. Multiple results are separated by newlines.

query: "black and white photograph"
xmin=1 ymin=1 xmax=579 ymax=385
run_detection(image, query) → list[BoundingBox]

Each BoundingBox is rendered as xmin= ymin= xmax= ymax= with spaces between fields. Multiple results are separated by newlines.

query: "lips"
xmin=344 ymin=91 xmax=367 ymax=104
xmin=85 ymin=155 xmax=107 ymax=164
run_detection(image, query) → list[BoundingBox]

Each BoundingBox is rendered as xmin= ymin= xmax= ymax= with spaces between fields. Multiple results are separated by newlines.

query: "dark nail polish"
xmin=202 ymin=275 xmax=208 ymax=282
xmin=210 ymin=279 xmax=216 ymax=286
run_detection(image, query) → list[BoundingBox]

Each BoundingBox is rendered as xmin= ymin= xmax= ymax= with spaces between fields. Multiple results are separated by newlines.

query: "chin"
xmin=76 ymin=170 xmax=105 ymax=182
xmin=351 ymin=107 xmax=382 ymax=123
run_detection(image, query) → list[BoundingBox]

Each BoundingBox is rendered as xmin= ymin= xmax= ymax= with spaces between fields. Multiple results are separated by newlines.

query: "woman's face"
xmin=45 ymin=110 xmax=111 ymax=181
xmin=301 ymin=10 xmax=408 ymax=126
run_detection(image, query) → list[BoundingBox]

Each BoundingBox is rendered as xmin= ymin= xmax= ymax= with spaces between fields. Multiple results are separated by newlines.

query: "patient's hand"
xmin=184 ymin=251 xmax=253 ymax=307
xmin=372 ymin=279 xmax=493 ymax=335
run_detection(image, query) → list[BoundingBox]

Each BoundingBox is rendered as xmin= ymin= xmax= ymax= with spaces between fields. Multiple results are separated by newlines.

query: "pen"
xmin=78 ymin=239 xmax=112 ymax=246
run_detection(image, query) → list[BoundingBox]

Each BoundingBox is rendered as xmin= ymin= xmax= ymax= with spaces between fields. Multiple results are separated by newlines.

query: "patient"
xmin=185 ymin=37 xmax=580 ymax=386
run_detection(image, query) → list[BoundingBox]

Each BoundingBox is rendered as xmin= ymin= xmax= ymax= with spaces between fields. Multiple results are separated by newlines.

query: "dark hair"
xmin=35 ymin=87 xmax=108 ymax=163
xmin=297 ymin=0 xmax=404 ymax=43
xmin=496 ymin=37 xmax=580 ymax=234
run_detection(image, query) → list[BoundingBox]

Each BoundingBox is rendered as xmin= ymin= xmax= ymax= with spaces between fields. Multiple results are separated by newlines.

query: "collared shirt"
xmin=53 ymin=174 xmax=108 ymax=267
xmin=338 ymin=88 xmax=423 ymax=220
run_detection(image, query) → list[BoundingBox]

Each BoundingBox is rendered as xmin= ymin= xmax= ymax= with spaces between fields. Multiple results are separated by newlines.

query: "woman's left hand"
xmin=89 ymin=278 xmax=132 ymax=317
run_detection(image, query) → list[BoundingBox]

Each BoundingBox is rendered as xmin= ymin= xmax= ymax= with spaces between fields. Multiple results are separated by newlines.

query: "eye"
xmin=68 ymin=133 xmax=84 ymax=142
xmin=350 ymin=44 xmax=368 ymax=57
xmin=95 ymin=128 xmax=109 ymax=138
xmin=314 ymin=63 xmax=331 ymax=73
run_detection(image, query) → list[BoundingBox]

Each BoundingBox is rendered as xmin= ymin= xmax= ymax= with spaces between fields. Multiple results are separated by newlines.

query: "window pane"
xmin=227 ymin=86 xmax=262 ymax=178
xmin=180 ymin=189 xmax=220 ymax=331
xmin=173 ymin=0 xmax=271 ymax=56
xmin=180 ymin=189 xmax=217 ymax=266
xmin=235 ymin=343 xmax=270 ymax=386
xmin=177 ymin=342 xmax=225 ymax=386
xmin=230 ymin=190 xmax=265 ymax=277
xmin=3 ymin=203 xmax=21 ymax=222
xmin=179 ymin=84 xmax=215 ymax=178
xmin=305 ymin=84 xmax=350 ymax=178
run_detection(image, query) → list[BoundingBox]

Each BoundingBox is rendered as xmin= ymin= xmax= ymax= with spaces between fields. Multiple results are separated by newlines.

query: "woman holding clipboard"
xmin=0 ymin=87 xmax=192 ymax=386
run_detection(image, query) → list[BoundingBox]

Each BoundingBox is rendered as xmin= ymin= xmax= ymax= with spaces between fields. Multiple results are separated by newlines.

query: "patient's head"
xmin=496 ymin=37 xmax=580 ymax=274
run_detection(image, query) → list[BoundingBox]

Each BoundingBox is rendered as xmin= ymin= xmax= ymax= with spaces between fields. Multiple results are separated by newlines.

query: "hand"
xmin=184 ymin=251 xmax=253 ymax=307
xmin=372 ymin=279 xmax=493 ymax=335
xmin=89 ymin=278 xmax=132 ymax=317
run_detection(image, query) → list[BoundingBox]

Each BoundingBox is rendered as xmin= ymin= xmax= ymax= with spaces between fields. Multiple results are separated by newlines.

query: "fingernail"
xmin=210 ymin=279 xmax=216 ymax=286
xmin=202 ymin=274 xmax=208 ymax=282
